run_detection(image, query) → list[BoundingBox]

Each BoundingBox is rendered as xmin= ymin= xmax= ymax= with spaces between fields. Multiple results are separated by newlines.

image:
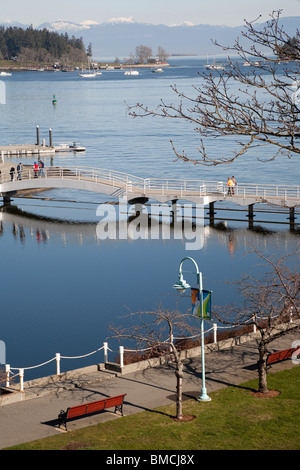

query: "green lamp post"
xmin=173 ymin=256 xmax=211 ymax=402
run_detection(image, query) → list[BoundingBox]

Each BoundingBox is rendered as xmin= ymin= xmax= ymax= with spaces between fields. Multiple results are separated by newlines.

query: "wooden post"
xmin=36 ymin=125 xmax=39 ymax=145
xmin=289 ymin=207 xmax=295 ymax=230
xmin=103 ymin=342 xmax=108 ymax=364
xmin=19 ymin=368 xmax=24 ymax=392
xmin=247 ymin=204 xmax=255 ymax=229
xmin=49 ymin=128 xmax=53 ymax=148
xmin=208 ymin=202 xmax=216 ymax=226
xmin=56 ymin=353 xmax=61 ymax=376
xmin=5 ymin=364 xmax=10 ymax=388
xmin=119 ymin=346 xmax=124 ymax=368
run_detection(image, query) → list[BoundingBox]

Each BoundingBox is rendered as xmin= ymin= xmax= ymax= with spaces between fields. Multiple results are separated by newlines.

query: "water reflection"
xmin=1 ymin=202 xmax=298 ymax=250
xmin=0 ymin=202 xmax=299 ymax=380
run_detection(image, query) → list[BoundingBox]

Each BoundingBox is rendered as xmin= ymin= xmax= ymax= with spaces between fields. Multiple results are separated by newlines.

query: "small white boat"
xmin=0 ymin=71 xmax=12 ymax=76
xmin=205 ymin=64 xmax=224 ymax=71
xmin=78 ymin=72 xmax=97 ymax=78
xmin=54 ymin=142 xmax=86 ymax=152
xmin=124 ymin=70 xmax=139 ymax=76
xmin=152 ymin=68 xmax=163 ymax=73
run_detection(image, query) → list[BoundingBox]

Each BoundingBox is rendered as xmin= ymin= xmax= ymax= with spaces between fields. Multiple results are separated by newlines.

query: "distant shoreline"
xmin=0 ymin=61 xmax=170 ymax=71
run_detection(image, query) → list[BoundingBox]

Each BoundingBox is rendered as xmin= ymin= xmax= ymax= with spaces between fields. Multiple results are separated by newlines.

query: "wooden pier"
xmin=0 ymin=144 xmax=55 ymax=157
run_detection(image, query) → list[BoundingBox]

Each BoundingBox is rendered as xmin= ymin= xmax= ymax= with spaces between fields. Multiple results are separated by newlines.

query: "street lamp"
xmin=173 ymin=256 xmax=211 ymax=402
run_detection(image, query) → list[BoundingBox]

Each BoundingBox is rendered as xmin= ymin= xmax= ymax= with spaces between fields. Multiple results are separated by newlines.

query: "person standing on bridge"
xmin=226 ymin=177 xmax=233 ymax=195
xmin=17 ymin=162 xmax=23 ymax=180
xmin=10 ymin=166 xmax=15 ymax=181
xmin=231 ymin=176 xmax=237 ymax=194
xmin=39 ymin=160 xmax=45 ymax=177
xmin=33 ymin=162 xmax=39 ymax=178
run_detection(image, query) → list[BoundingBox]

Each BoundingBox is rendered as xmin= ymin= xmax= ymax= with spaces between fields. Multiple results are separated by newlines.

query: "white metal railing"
xmin=0 ymin=322 xmax=240 ymax=391
xmin=0 ymin=165 xmax=300 ymax=201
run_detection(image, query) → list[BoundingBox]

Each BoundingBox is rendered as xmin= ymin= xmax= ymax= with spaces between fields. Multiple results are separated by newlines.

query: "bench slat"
xmin=267 ymin=347 xmax=298 ymax=365
xmin=67 ymin=404 xmax=88 ymax=419
xmin=104 ymin=395 xmax=125 ymax=409
xmin=86 ymin=400 xmax=107 ymax=414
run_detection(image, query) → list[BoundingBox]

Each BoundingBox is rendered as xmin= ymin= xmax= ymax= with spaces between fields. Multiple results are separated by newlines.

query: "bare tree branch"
xmin=213 ymin=246 xmax=300 ymax=392
xmin=127 ymin=10 xmax=300 ymax=165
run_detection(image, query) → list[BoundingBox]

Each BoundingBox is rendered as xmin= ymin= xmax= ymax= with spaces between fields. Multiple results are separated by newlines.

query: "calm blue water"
xmin=0 ymin=57 xmax=299 ymax=380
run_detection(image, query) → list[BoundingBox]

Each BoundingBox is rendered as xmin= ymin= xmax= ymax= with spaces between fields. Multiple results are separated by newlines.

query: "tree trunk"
xmin=175 ymin=362 xmax=184 ymax=419
xmin=257 ymin=343 xmax=269 ymax=393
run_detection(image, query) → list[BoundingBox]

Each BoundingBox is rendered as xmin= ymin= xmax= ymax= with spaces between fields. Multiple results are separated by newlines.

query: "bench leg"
xmin=58 ymin=410 xmax=68 ymax=431
xmin=114 ymin=404 xmax=124 ymax=416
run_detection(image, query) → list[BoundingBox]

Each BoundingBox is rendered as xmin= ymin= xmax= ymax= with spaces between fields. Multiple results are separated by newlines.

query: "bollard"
xmin=19 ymin=368 xmax=24 ymax=392
xmin=213 ymin=323 xmax=217 ymax=343
xmin=5 ymin=364 xmax=10 ymax=387
xmin=119 ymin=346 xmax=124 ymax=368
xmin=56 ymin=353 xmax=61 ymax=376
xmin=103 ymin=342 xmax=108 ymax=364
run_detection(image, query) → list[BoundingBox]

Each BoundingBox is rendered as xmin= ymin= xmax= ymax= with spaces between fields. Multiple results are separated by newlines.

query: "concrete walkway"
xmin=0 ymin=331 xmax=299 ymax=449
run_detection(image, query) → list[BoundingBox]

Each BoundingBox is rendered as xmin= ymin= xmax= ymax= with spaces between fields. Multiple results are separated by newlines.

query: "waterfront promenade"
xmin=0 ymin=330 xmax=298 ymax=449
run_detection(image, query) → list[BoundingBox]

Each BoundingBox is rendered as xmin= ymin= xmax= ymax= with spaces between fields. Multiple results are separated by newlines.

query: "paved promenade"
xmin=0 ymin=331 xmax=298 ymax=449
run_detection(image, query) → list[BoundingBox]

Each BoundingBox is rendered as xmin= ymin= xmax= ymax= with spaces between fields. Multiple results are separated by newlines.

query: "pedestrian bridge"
xmin=1 ymin=166 xmax=299 ymax=209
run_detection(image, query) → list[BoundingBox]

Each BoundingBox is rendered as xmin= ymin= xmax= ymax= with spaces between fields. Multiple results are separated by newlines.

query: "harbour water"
xmin=0 ymin=57 xmax=299 ymax=380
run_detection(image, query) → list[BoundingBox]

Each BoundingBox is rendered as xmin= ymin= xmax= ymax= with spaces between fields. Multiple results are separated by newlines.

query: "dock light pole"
xmin=173 ymin=257 xmax=211 ymax=402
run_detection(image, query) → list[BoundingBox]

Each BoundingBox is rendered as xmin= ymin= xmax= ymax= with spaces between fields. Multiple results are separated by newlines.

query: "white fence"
xmin=2 ymin=321 xmax=256 ymax=392
xmin=3 ymin=308 xmax=298 ymax=392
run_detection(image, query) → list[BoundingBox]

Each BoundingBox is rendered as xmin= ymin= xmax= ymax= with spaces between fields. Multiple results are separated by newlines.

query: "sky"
xmin=0 ymin=0 xmax=299 ymax=27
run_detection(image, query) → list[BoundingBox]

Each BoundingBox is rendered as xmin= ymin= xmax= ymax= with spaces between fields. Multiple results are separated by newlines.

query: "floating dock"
xmin=0 ymin=144 xmax=55 ymax=157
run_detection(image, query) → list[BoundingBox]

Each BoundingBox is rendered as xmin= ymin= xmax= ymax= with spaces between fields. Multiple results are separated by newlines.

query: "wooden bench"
xmin=267 ymin=347 xmax=300 ymax=366
xmin=58 ymin=393 xmax=126 ymax=430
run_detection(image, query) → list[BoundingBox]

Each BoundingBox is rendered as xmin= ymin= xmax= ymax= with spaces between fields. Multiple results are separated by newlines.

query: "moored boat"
xmin=54 ymin=142 xmax=86 ymax=152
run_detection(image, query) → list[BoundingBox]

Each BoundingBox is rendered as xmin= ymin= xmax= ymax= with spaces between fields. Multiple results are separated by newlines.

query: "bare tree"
xmin=109 ymin=308 xmax=199 ymax=420
xmin=135 ymin=45 xmax=153 ymax=64
xmin=157 ymin=46 xmax=169 ymax=62
xmin=128 ymin=10 xmax=300 ymax=165
xmin=214 ymin=247 xmax=300 ymax=393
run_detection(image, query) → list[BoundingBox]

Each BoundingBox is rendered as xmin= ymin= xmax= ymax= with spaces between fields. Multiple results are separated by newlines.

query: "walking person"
xmin=10 ymin=166 xmax=15 ymax=181
xmin=231 ymin=176 xmax=237 ymax=194
xmin=39 ymin=160 xmax=45 ymax=177
xmin=17 ymin=162 xmax=23 ymax=180
xmin=226 ymin=176 xmax=233 ymax=195
xmin=33 ymin=162 xmax=39 ymax=178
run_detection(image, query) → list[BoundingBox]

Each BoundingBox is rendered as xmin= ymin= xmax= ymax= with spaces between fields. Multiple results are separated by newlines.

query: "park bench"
xmin=266 ymin=347 xmax=300 ymax=366
xmin=58 ymin=393 xmax=126 ymax=430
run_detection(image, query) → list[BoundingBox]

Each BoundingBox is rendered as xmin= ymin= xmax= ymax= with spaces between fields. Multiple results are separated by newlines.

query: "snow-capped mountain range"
xmin=1 ymin=16 xmax=299 ymax=58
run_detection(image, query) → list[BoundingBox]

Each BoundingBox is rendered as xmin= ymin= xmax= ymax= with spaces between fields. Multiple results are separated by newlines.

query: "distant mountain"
xmin=0 ymin=16 xmax=299 ymax=58
xmin=36 ymin=19 xmax=244 ymax=57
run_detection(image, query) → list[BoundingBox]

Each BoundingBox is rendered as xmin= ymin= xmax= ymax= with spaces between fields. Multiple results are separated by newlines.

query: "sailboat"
xmin=78 ymin=72 xmax=97 ymax=77
xmin=78 ymin=59 xmax=101 ymax=78
xmin=205 ymin=55 xmax=224 ymax=71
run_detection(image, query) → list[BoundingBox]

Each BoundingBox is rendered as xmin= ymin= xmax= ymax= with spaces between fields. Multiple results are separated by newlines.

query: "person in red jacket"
xmin=33 ymin=162 xmax=39 ymax=178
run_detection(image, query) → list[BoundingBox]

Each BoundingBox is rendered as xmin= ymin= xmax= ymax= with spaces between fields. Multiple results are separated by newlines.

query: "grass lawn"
xmin=6 ymin=366 xmax=300 ymax=451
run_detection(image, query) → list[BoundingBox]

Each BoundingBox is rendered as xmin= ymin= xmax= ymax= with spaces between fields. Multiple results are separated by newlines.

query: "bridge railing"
xmin=144 ymin=178 xmax=223 ymax=195
xmin=0 ymin=165 xmax=299 ymax=200
xmin=229 ymin=183 xmax=300 ymax=199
